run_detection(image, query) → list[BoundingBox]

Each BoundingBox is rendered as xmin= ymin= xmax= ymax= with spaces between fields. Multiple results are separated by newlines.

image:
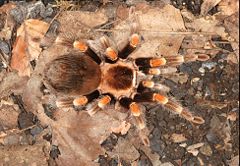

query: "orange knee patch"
xmin=153 ymin=93 xmax=168 ymax=104
xmin=73 ymin=96 xmax=88 ymax=106
xmin=106 ymin=47 xmax=118 ymax=61
xmin=73 ymin=41 xmax=88 ymax=52
xmin=130 ymin=102 xmax=141 ymax=116
xmin=142 ymin=80 xmax=154 ymax=88
xmin=130 ymin=34 xmax=140 ymax=47
xmin=150 ymin=58 xmax=166 ymax=67
xmin=98 ymin=95 xmax=111 ymax=108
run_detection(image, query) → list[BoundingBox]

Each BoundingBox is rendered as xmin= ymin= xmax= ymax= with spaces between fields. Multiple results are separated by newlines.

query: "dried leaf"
xmin=11 ymin=19 xmax=49 ymax=76
xmin=170 ymin=133 xmax=187 ymax=143
xmin=33 ymin=104 xmax=127 ymax=166
xmin=113 ymin=5 xmax=186 ymax=58
xmin=0 ymin=2 xmax=16 ymax=40
xmin=186 ymin=16 xmax=228 ymax=39
xmin=199 ymin=144 xmax=213 ymax=156
xmin=111 ymin=120 xmax=131 ymax=135
xmin=116 ymin=5 xmax=129 ymax=20
xmin=57 ymin=10 xmax=108 ymax=39
xmin=201 ymin=0 xmax=222 ymax=16
xmin=0 ymin=99 xmax=19 ymax=130
xmin=186 ymin=142 xmax=204 ymax=156
xmin=227 ymin=111 xmax=237 ymax=121
xmin=0 ymin=141 xmax=49 ymax=165
xmin=0 ymin=72 xmax=29 ymax=98
xmin=228 ymin=155 xmax=239 ymax=166
xmin=218 ymin=0 xmax=239 ymax=16
xmin=140 ymin=146 xmax=162 ymax=166
xmin=208 ymin=116 xmax=232 ymax=151
xmin=108 ymin=137 xmax=140 ymax=162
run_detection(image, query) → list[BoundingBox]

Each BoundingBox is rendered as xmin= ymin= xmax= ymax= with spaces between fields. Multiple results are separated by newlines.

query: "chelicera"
xmin=43 ymin=22 xmax=209 ymax=146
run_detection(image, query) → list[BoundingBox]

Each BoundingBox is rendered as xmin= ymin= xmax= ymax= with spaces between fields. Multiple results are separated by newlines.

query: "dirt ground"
xmin=0 ymin=0 xmax=239 ymax=166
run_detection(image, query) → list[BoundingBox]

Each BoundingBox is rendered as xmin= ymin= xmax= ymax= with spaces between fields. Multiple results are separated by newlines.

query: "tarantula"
xmin=43 ymin=22 xmax=209 ymax=145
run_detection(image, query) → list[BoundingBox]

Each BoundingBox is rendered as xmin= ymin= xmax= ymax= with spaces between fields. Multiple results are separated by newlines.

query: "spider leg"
xmin=118 ymin=22 xmax=141 ymax=59
xmin=134 ymin=92 xmax=205 ymax=124
xmin=137 ymin=80 xmax=170 ymax=93
xmin=55 ymin=36 xmax=102 ymax=64
xmin=141 ymin=67 xmax=177 ymax=76
xmin=86 ymin=94 xmax=112 ymax=116
xmin=119 ymin=97 xmax=150 ymax=146
xmin=56 ymin=97 xmax=75 ymax=108
xmin=73 ymin=90 xmax=100 ymax=107
xmin=73 ymin=41 xmax=102 ymax=64
xmin=56 ymin=90 xmax=99 ymax=108
xmin=100 ymin=36 xmax=119 ymax=62
xmin=119 ymin=97 xmax=145 ymax=128
xmin=118 ymin=33 xmax=141 ymax=59
xmin=136 ymin=54 xmax=209 ymax=67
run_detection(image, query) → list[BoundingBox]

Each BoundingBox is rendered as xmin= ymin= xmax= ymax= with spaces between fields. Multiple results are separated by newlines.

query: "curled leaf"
xmin=11 ymin=19 xmax=49 ymax=76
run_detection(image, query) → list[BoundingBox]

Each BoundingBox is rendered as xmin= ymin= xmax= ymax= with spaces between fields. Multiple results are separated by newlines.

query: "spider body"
xmin=99 ymin=59 xmax=137 ymax=98
xmin=43 ymin=23 xmax=209 ymax=146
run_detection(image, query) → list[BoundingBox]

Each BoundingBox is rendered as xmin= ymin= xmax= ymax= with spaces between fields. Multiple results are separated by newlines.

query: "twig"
xmin=95 ymin=28 xmax=218 ymax=36
xmin=0 ymin=124 xmax=37 ymax=138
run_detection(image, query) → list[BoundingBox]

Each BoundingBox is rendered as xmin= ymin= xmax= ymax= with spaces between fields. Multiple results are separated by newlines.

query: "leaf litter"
xmin=0 ymin=0 xmax=239 ymax=165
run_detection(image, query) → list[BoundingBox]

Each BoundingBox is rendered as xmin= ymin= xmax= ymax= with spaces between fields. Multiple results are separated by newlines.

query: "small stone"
xmin=160 ymin=162 xmax=174 ymax=166
xmin=202 ymin=62 xmax=217 ymax=69
xmin=227 ymin=111 xmax=237 ymax=121
xmin=26 ymin=1 xmax=45 ymax=18
xmin=191 ymin=77 xmax=200 ymax=85
xmin=10 ymin=7 xmax=25 ymax=23
xmin=187 ymin=142 xmax=204 ymax=156
xmin=198 ymin=67 xmax=205 ymax=74
xmin=40 ymin=5 xmax=53 ymax=18
xmin=204 ymin=86 xmax=211 ymax=97
xmin=188 ymin=149 xmax=199 ymax=156
xmin=206 ymin=131 xmax=218 ymax=144
xmin=3 ymin=134 xmax=19 ymax=145
xmin=200 ymin=144 xmax=213 ymax=156
xmin=0 ymin=40 xmax=10 ymax=55
xmin=170 ymin=133 xmax=187 ymax=143
xmin=30 ymin=126 xmax=43 ymax=136
xmin=179 ymin=142 xmax=187 ymax=148
xmin=178 ymin=73 xmax=188 ymax=84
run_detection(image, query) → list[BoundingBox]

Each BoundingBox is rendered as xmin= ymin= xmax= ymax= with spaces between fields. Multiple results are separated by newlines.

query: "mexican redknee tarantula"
xmin=43 ymin=22 xmax=209 ymax=146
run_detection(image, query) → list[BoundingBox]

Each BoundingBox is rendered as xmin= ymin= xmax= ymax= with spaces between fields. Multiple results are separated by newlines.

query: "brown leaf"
xmin=33 ymin=104 xmax=127 ymax=166
xmin=228 ymin=155 xmax=239 ymax=166
xmin=11 ymin=19 xmax=49 ymax=76
xmin=0 ymin=2 xmax=16 ymax=40
xmin=108 ymin=137 xmax=140 ymax=162
xmin=209 ymin=116 xmax=232 ymax=151
xmin=227 ymin=111 xmax=237 ymax=121
xmin=186 ymin=16 xmax=228 ymax=39
xmin=201 ymin=0 xmax=222 ymax=16
xmin=111 ymin=120 xmax=131 ymax=135
xmin=218 ymin=0 xmax=239 ymax=16
xmin=113 ymin=5 xmax=186 ymax=58
xmin=0 ymin=71 xmax=29 ymax=98
xmin=140 ymin=146 xmax=162 ymax=165
xmin=0 ymin=98 xmax=20 ymax=130
xmin=0 ymin=141 xmax=49 ymax=165
xmin=57 ymin=10 xmax=108 ymax=39
xmin=116 ymin=5 xmax=129 ymax=20
xmin=171 ymin=133 xmax=187 ymax=143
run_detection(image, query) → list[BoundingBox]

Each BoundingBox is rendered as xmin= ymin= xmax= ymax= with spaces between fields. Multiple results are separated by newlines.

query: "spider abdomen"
xmin=44 ymin=53 xmax=101 ymax=96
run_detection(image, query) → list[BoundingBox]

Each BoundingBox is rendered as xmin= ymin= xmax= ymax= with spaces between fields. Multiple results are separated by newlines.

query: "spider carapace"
xmin=43 ymin=23 xmax=209 ymax=146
